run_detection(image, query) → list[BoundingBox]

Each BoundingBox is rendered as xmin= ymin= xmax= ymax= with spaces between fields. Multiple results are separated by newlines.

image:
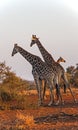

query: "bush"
xmin=1 ymin=91 xmax=12 ymax=101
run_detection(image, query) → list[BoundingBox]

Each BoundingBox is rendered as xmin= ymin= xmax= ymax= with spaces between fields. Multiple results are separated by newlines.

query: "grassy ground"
xmin=0 ymin=87 xmax=78 ymax=130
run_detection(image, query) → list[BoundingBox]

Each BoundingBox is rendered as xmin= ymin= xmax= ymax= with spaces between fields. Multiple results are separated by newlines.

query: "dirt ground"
xmin=0 ymin=88 xmax=78 ymax=130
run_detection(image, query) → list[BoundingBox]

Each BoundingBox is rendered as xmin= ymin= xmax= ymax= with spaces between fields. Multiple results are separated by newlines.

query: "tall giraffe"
xmin=43 ymin=56 xmax=66 ymax=100
xmin=11 ymin=44 xmax=60 ymax=106
xmin=30 ymin=35 xmax=76 ymax=103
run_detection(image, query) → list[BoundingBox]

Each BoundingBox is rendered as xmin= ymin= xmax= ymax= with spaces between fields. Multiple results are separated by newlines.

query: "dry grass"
xmin=0 ymin=87 xmax=78 ymax=130
xmin=16 ymin=111 xmax=35 ymax=128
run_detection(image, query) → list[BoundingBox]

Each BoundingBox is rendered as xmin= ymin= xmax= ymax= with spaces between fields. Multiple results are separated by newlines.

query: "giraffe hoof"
xmin=38 ymin=102 xmax=43 ymax=107
xmin=62 ymin=101 xmax=65 ymax=105
xmin=48 ymin=101 xmax=53 ymax=106
xmin=48 ymin=104 xmax=52 ymax=106
xmin=54 ymin=101 xmax=60 ymax=106
xmin=38 ymin=102 xmax=41 ymax=106
xmin=74 ymin=99 xmax=78 ymax=103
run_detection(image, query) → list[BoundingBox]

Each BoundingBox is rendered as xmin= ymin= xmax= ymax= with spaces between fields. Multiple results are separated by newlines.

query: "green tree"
xmin=0 ymin=61 xmax=11 ymax=83
xmin=66 ymin=66 xmax=75 ymax=75
xmin=66 ymin=64 xmax=78 ymax=87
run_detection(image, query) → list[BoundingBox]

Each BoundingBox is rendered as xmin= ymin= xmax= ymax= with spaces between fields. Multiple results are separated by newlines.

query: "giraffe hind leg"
xmin=55 ymin=84 xmax=64 ymax=105
xmin=42 ymin=80 xmax=47 ymax=100
xmin=64 ymin=84 xmax=66 ymax=93
xmin=68 ymin=85 xmax=77 ymax=103
xmin=47 ymin=81 xmax=55 ymax=106
xmin=62 ymin=74 xmax=77 ymax=103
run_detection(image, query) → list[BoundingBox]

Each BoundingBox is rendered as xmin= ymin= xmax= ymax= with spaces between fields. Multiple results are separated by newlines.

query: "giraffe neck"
xmin=17 ymin=46 xmax=41 ymax=66
xmin=36 ymin=40 xmax=55 ymax=65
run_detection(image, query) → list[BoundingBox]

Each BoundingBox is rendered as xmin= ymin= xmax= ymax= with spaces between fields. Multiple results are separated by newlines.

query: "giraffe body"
xmin=12 ymin=44 xmax=58 ymax=106
xmin=42 ymin=57 xmax=66 ymax=101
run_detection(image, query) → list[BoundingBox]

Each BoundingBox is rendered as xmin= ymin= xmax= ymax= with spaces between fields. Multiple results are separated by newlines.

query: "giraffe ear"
xmin=14 ymin=43 xmax=18 ymax=46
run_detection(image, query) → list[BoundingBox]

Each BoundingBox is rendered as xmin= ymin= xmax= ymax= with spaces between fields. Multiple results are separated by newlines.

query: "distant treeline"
xmin=66 ymin=64 xmax=78 ymax=87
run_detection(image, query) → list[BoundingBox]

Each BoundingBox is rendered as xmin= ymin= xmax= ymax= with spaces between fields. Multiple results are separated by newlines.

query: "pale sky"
xmin=0 ymin=0 xmax=78 ymax=80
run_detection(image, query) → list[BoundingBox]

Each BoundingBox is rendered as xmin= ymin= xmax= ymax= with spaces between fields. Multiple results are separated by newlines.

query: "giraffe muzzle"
xmin=11 ymin=52 xmax=14 ymax=56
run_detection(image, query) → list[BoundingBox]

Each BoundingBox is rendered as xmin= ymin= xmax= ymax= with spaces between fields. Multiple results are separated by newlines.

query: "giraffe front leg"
xmin=36 ymin=81 xmax=43 ymax=106
xmin=36 ymin=85 xmax=43 ymax=106
xmin=32 ymin=70 xmax=43 ymax=106
xmin=48 ymin=84 xmax=54 ymax=106
xmin=55 ymin=84 xmax=60 ymax=105
xmin=42 ymin=80 xmax=47 ymax=101
xmin=55 ymin=84 xmax=64 ymax=105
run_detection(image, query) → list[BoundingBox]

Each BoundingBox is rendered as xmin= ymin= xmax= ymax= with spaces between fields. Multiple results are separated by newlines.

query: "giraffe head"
xmin=30 ymin=35 xmax=39 ymax=47
xmin=12 ymin=44 xmax=19 ymax=56
xmin=57 ymin=57 xmax=66 ymax=63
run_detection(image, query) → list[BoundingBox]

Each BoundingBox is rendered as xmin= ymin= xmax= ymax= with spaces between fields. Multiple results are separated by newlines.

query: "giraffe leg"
xmin=68 ymin=85 xmax=77 ymax=103
xmin=36 ymin=80 xmax=43 ymax=106
xmin=43 ymin=80 xmax=47 ymax=100
xmin=55 ymin=84 xmax=64 ymax=105
xmin=54 ymin=76 xmax=64 ymax=105
xmin=32 ymin=70 xmax=43 ymax=106
xmin=47 ymin=81 xmax=55 ymax=106
xmin=62 ymin=73 xmax=77 ymax=103
xmin=55 ymin=83 xmax=60 ymax=105
xmin=39 ymin=79 xmax=44 ymax=104
xmin=48 ymin=88 xmax=54 ymax=106
xmin=64 ymin=84 xmax=66 ymax=93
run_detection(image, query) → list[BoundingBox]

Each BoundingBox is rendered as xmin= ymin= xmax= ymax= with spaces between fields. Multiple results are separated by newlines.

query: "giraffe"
xmin=43 ymin=56 xmax=66 ymax=100
xmin=11 ymin=44 xmax=60 ymax=106
xmin=30 ymin=35 xmax=77 ymax=104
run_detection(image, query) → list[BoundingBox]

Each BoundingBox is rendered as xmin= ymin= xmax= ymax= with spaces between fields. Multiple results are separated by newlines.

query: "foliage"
xmin=0 ymin=61 xmax=34 ymax=90
xmin=0 ymin=61 xmax=11 ymax=83
xmin=66 ymin=64 xmax=78 ymax=87
xmin=0 ymin=61 xmax=37 ymax=110
xmin=66 ymin=66 xmax=75 ymax=74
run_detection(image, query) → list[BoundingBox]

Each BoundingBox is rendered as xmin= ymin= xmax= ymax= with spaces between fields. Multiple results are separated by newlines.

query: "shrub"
xmin=1 ymin=91 xmax=12 ymax=101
